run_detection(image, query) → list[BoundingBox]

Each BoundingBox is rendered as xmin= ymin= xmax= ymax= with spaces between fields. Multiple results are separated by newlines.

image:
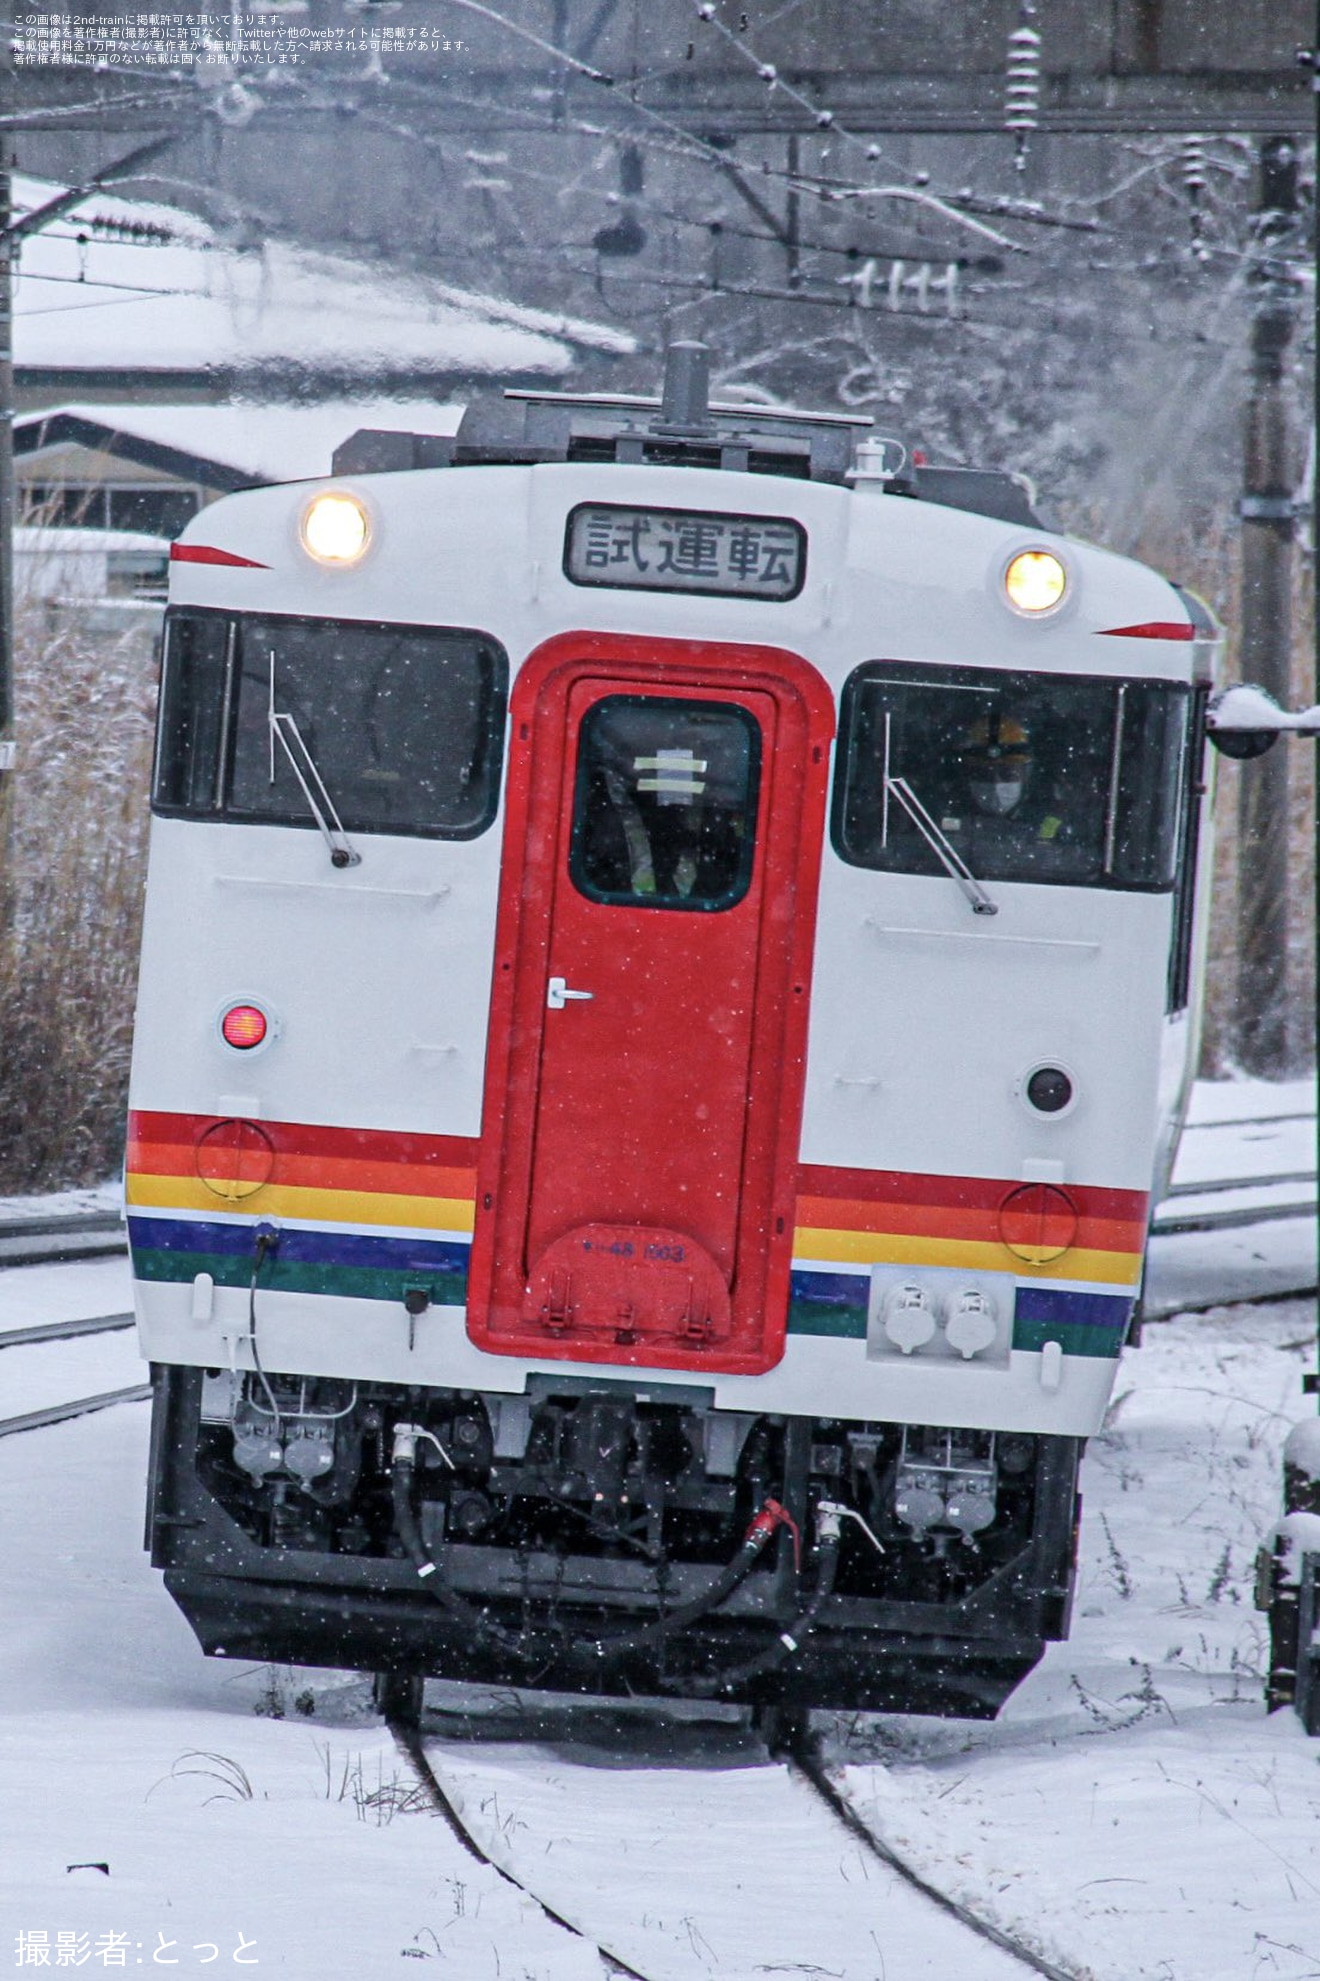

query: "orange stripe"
xmin=794 ymin=1195 xmax=1145 ymax=1254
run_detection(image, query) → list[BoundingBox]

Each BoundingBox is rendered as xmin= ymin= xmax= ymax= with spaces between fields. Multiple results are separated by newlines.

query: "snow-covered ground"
xmin=838 ymin=1299 xmax=1320 ymax=1981
xmin=2 ymin=1299 xmax=1318 ymax=1976
xmin=1144 ymin=1076 xmax=1318 ymax=1317
xmin=2 ymin=1081 xmax=1319 ymax=1977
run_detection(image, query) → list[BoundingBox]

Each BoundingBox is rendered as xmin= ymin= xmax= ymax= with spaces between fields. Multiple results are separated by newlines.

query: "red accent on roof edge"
xmin=1095 ymin=621 xmax=1195 ymax=641
xmin=170 ymin=544 xmax=269 ymax=569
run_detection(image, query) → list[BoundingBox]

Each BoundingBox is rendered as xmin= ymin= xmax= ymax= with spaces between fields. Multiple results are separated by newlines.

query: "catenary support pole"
xmin=1236 ymin=135 xmax=1300 ymax=1075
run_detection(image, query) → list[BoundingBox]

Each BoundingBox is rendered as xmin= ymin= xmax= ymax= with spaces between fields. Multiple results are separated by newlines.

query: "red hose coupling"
xmin=744 ymin=1498 xmax=803 ymax=1571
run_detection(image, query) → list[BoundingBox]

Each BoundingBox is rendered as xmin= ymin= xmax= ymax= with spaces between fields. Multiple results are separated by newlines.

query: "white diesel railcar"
xmin=131 ymin=347 xmax=1218 ymax=1719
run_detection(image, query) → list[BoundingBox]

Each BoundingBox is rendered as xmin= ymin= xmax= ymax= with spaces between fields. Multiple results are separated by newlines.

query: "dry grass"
xmin=0 ymin=596 xmax=157 ymax=1192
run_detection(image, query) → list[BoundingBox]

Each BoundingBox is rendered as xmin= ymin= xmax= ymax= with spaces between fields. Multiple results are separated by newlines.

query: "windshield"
xmin=154 ymin=610 xmax=507 ymax=840
xmin=569 ymin=694 xmax=761 ymax=912
xmin=833 ymin=662 xmax=1189 ymax=891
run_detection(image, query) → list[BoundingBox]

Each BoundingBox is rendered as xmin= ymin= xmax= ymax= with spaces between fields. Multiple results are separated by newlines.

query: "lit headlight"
xmin=1004 ymin=548 xmax=1067 ymax=614
xmin=300 ymin=491 xmax=370 ymax=565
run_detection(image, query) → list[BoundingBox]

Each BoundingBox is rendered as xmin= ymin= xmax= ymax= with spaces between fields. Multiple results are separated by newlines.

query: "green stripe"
xmin=132 ymin=1247 xmax=468 ymax=1310
xmin=1011 ymin=1317 xmax=1124 ymax=1359
xmin=788 ymin=1300 xmax=868 ymax=1339
xmin=133 ymin=1250 xmax=1121 ymax=1357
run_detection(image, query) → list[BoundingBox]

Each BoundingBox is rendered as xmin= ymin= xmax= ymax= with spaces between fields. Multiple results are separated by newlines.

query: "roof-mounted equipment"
xmin=330 ymin=341 xmax=1047 ymax=523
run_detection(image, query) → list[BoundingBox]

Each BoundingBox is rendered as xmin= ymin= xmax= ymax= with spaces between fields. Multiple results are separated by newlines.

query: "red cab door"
xmin=467 ymin=632 xmax=833 ymax=1375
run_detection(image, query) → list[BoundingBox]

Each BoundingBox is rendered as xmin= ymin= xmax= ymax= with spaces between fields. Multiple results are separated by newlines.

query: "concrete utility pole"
xmin=1236 ymin=135 xmax=1301 ymax=1076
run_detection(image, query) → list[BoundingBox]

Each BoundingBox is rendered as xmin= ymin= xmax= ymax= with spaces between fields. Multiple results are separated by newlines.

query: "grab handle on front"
xmin=547 ymin=975 xmax=595 ymax=1010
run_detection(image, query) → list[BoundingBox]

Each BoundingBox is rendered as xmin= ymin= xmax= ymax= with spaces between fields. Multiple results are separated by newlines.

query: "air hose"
xmin=577 ymin=1497 xmax=800 ymax=1662
xmin=389 ymin=1421 xmax=799 ymax=1666
xmin=390 ymin=1424 xmax=531 ymax=1658
xmin=674 ymin=1502 xmax=843 ymax=1696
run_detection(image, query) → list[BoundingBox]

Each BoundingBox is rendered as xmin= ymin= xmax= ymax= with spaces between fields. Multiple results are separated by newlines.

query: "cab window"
xmin=154 ymin=609 xmax=507 ymax=840
xmin=833 ymin=662 xmax=1189 ymax=891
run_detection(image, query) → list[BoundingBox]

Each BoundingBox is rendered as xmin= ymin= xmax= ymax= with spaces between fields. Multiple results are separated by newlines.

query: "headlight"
xmin=300 ymin=490 xmax=370 ymax=565
xmin=1004 ymin=548 xmax=1067 ymax=614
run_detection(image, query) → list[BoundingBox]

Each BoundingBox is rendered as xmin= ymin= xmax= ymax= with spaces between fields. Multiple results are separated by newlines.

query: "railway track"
xmin=0 ymin=1309 xmax=134 ymax=1349
xmin=1150 ymin=1188 xmax=1316 ymax=1237
xmin=392 ymin=1720 xmax=651 ymax=1981
xmin=0 ymin=1295 xmax=146 ymax=1440
xmin=388 ymin=1703 xmax=1082 ymax=1981
xmin=0 ymin=1208 xmax=125 ymax=1269
xmin=0 ymin=1381 xmax=152 ymax=1440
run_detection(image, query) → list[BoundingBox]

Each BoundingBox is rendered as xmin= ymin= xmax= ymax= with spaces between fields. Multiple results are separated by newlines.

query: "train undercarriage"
xmin=147 ymin=1364 xmax=1081 ymax=1718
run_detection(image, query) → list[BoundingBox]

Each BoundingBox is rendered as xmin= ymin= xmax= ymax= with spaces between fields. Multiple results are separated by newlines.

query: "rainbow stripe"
xmin=788 ymin=1163 xmax=1147 ymax=1359
xmin=126 ymin=1113 xmax=1147 ymax=1359
xmin=127 ymin=1111 xmax=478 ymax=1308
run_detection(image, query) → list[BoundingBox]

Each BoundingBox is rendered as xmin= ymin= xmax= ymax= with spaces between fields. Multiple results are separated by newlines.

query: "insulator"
xmin=1182 ymin=135 xmax=1209 ymax=256
xmin=877 ymin=260 xmax=960 ymax=319
xmin=1004 ymin=17 xmax=1042 ymax=170
xmin=1181 ymin=136 xmax=1208 ymax=194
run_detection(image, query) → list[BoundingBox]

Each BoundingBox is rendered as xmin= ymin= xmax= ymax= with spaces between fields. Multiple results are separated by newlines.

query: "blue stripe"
xmin=790 ymin=1269 xmax=869 ymax=1310
xmin=127 ymin=1214 xmax=470 ymax=1276
xmin=1013 ymin=1285 xmax=1132 ymax=1331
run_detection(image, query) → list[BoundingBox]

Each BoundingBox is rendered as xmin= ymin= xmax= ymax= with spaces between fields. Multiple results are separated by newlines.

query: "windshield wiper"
xmin=267 ymin=650 xmax=361 ymax=869
xmin=887 ymin=775 xmax=998 ymax=917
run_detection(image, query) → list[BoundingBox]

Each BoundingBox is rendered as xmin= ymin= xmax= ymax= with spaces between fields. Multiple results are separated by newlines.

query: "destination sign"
xmin=564 ymin=504 xmax=806 ymax=601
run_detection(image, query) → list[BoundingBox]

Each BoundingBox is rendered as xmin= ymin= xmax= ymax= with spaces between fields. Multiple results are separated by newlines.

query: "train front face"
xmin=131 ymin=441 xmax=1216 ymax=1719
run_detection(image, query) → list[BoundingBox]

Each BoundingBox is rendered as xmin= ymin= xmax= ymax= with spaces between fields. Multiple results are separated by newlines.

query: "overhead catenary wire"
xmin=315 ymin=59 xmax=1101 ymax=233
xmin=15 ymin=6 xmax=1299 ymax=341
xmin=685 ymin=0 xmax=883 ymax=162
xmin=24 ymin=18 xmax=1251 ymax=280
xmin=301 ymin=92 xmax=1032 ymax=277
xmin=265 ymin=62 xmax=1277 ymax=284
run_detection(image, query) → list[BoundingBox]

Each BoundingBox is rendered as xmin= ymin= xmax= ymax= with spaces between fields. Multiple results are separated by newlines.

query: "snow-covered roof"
xmin=15 ymin=523 xmax=170 ymax=601
xmin=15 ymin=175 xmax=636 ymax=386
xmin=16 ymin=525 xmax=171 ymax=555
xmin=17 ymin=401 xmax=464 ymax=488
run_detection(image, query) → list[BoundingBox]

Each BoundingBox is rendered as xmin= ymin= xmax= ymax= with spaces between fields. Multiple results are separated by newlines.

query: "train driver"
xmin=941 ymin=710 xmax=1075 ymax=867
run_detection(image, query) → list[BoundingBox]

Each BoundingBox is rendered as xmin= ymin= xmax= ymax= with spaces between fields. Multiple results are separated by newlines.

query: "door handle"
xmin=547 ymin=975 xmax=595 ymax=1010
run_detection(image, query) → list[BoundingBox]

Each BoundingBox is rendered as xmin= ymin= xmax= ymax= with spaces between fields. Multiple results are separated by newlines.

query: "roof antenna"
xmin=655 ymin=341 xmax=713 ymax=434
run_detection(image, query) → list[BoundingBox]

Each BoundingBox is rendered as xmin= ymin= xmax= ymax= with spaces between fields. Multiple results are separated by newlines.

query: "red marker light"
xmin=221 ymin=1003 xmax=268 ymax=1050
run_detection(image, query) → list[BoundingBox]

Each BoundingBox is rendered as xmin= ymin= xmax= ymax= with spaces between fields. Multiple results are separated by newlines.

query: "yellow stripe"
xmin=793 ymin=1224 xmax=1142 ymax=1286
xmin=126 ymin=1172 xmax=476 ymax=1234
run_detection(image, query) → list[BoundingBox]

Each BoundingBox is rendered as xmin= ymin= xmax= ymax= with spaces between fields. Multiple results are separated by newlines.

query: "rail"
xmin=0 ymin=1382 xmax=152 ymax=1440
xmin=385 ymin=1703 xmax=1082 ymax=1981
xmin=0 ymin=1310 xmax=135 ymax=1350
xmin=0 ymin=1209 xmax=125 ymax=1269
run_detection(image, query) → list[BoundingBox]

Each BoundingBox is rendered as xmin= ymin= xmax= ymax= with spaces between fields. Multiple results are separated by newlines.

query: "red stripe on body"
xmin=797 ymin=1162 xmax=1148 ymax=1225
xmin=170 ymin=544 xmax=269 ymax=569
xmin=128 ymin=1110 xmax=479 ymax=1184
xmin=1095 ymin=622 xmax=1194 ymax=641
